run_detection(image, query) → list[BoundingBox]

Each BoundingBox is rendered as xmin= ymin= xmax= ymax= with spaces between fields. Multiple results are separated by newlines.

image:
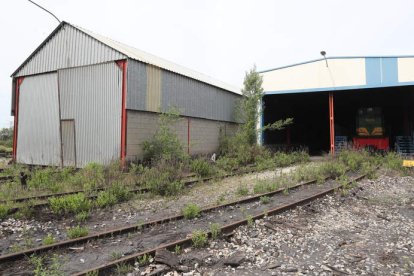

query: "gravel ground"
xmin=151 ymin=171 xmax=414 ymax=276
xmin=0 ymin=164 xmax=304 ymax=254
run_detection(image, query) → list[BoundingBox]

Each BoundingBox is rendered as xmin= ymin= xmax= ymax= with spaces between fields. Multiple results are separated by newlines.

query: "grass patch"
xmin=210 ymin=223 xmax=221 ymax=239
xmin=182 ymin=203 xmax=201 ymax=219
xmin=192 ymin=230 xmax=208 ymax=248
xmin=75 ymin=211 xmax=89 ymax=222
xmin=191 ymin=158 xmax=214 ymax=177
xmin=236 ymin=184 xmax=249 ymax=196
xmin=0 ymin=204 xmax=10 ymax=219
xmin=67 ymin=225 xmax=88 ymax=239
xmin=260 ymin=196 xmax=270 ymax=204
xmin=49 ymin=193 xmax=92 ymax=215
xmin=42 ymin=234 xmax=55 ymax=245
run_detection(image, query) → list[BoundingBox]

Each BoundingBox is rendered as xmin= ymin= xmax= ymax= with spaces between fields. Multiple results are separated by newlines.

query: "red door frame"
xmin=329 ymin=92 xmax=335 ymax=155
xmin=12 ymin=77 xmax=24 ymax=161
xmin=116 ymin=60 xmax=128 ymax=163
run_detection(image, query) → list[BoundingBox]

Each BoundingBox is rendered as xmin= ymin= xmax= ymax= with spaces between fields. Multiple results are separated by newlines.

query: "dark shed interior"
xmin=262 ymin=85 xmax=414 ymax=155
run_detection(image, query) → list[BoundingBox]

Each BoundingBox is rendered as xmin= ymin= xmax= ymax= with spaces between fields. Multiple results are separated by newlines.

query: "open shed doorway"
xmin=262 ymin=92 xmax=330 ymax=155
xmin=262 ymin=85 xmax=414 ymax=156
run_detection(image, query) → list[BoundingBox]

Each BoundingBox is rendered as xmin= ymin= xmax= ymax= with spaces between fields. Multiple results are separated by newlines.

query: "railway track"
xmin=74 ymin=173 xmax=367 ymax=276
xmin=0 ymin=176 xmax=322 ymax=263
xmin=0 ymin=170 xmax=368 ymax=275
xmin=0 ymin=167 xmax=262 ymax=206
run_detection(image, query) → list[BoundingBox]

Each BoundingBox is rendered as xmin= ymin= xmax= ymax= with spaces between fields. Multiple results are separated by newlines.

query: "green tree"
xmin=237 ymin=65 xmax=292 ymax=145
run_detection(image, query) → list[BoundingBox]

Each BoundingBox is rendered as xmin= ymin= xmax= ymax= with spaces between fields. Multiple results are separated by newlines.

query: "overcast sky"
xmin=1 ymin=0 xmax=414 ymax=128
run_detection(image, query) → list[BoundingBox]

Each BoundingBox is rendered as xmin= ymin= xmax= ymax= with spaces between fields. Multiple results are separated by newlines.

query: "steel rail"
xmin=0 ymin=167 xmax=259 ymax=205
xmin=0 ymin=176 xmax=321 ymax=264
xmin=74 ymin=173 xmax=368 ymax=276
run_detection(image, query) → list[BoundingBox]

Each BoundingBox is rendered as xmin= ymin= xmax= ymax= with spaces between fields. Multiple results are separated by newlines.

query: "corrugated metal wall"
xmin=16 ymin=73 xmax=61 ymax=166
xmin=127 ymin=60 xmax=147 ymax=110
xmin=126 ymin=60 xmax=240 ymax=122
xmin=15 ymin=25 xmax=125 ymax=77
xmin=61 ymin=120 xmax=76 ymax=167
xmin=59 ymin=62 xmax=122 ymax=167
xmin=146 ymin=65 xmax=162 ymax=112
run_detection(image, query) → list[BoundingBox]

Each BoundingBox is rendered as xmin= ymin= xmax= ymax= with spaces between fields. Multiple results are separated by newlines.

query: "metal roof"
xmin=12 ymin=21 xmax=240 ymax=94
xmin=259 ymin=55 xmax=414 ymax=73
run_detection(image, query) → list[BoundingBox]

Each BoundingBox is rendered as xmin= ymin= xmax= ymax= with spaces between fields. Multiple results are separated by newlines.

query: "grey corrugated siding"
xmin=16 ymin=73 xmax=61 ymax=166
xmin=15 ymin=25 xmax=125 ymax=77
xmin=126 ymin=60 xmax=147 ymax=110
xmin=126 ymin=60 xmax=240 ymax=122
xmin=59 ymin=62 xmax=122 ymax=167
xmin=161 ymin=70 xmax=239 ymax=122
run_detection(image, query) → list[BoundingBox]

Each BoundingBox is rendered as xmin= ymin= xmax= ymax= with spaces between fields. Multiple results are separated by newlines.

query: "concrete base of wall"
xmin=126 ymin=110 xmax=238 ymax=161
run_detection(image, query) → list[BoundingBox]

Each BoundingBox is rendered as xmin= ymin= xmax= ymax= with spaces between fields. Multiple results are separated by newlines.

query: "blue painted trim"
xmin=382 ymin=57 xmax=398 ymax=85
xmin=365 ymin=58 xmax=382 ymax=85
xmin=258 ymin=55 xmax=414 ymax=74
xmin=263 ymin=81 xmax=414 ymax=95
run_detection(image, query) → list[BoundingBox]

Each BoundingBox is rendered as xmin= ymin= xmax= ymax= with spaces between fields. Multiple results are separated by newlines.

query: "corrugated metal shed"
xmin=12 ymin=21 xmax=240 ymax=95
xmin=13 ymin=24 xmax=125 ymax=77
xmin=59 ymin=62 xmax=122 ymax=167
xmin=16 ymin=73 xmax=61 ymax=166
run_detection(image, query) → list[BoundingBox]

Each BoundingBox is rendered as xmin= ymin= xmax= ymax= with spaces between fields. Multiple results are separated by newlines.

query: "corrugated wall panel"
xmin=16 ymin=73 xmax=61 ymax=166
xmin=146 ymin=65 xmax=162 ymax=112
xmin=59 ymin=62 xmax=122 ymax=167
xmin=126 ymin=60 xmax=240 ymax=122
xmin=126 ymin=60 xmax=147 ymax=110
xmin=161 ymin=70 xmax=239 ymax=122
xmin=15 ymin=25 xmax=125 ymax=77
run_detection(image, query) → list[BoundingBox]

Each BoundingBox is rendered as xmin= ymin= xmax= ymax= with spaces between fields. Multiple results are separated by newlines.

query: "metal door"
xmin=61 ymin=120 xmax=76 ymax=167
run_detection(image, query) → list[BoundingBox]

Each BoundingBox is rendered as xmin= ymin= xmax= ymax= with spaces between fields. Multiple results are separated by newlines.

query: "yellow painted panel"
xmin=146 ymin=65 xmax=162 ymax=112
xmin=398 ymin=57 xmax=414 ymax=83
xmin=262 ymin=58 xmax=366 ymax=92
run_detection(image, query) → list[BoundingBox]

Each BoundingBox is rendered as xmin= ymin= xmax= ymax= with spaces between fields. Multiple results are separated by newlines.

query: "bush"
xmin=191 ymin=158 xmax=214 ymax=177
xmin=80 ymin=163 xmax=105 ymax=191
xmin=182 ymin=203 xmax=201 ymax=219
xmin=142 ymin=109 xmax=187 ymax=163
xmin=96 ymin=182 xmax=130 ymax=208
xmin=273 ymin=152 xmax=294 ymax=167
xmin=96 ymin=190 xmax=117 ymax=208
xmin=142 ymin=159 xmax=183 ymax=196
xmin=67 ymin=226 xmax=89 ymax=239
xmin=383 ymin=152 xmax=405 ymax=172
xmin=216 ymin=157 xmax=239 ymax=172
xmin=49 ymin=193 xmax=92 ymax=215
xmin=318 ymin=161 xmax=347 ymax=179
xmin=192 ymin=230 xmax=208 ymax=248
xmin=338 ymin=150 xmax=367 ymax=171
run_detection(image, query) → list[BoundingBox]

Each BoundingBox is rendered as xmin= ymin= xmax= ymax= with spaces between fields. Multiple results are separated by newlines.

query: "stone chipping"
xmin=143 ymin=173 xmax=414 ymax=276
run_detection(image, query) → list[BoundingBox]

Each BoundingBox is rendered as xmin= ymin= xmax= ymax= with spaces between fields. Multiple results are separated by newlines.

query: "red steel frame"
xmin=12 ymin=77 xmax=24 ymax=161
xmin=116 ymin=60 xmax=128 ymax=163
xmin=329 ymin=92 xmax=335 ymax=155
